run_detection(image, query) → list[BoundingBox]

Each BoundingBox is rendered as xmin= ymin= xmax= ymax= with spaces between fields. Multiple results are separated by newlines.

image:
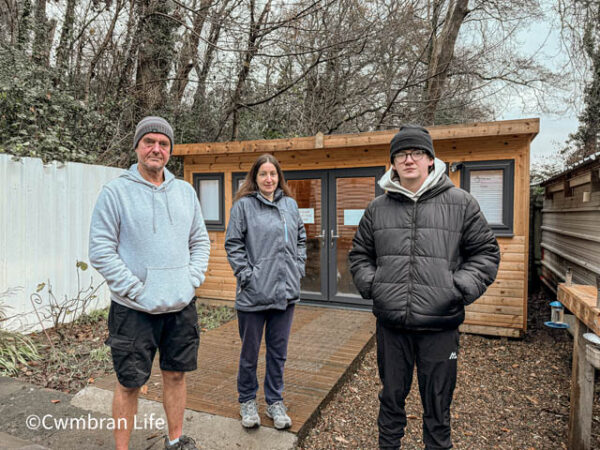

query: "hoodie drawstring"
xmin=123 ymin=164 xmax=175 ymax=233
xmin=152 ymin=189 xmax=157 ymax=233
xmin=163 ymin=189 xmax=174 ymax=225
xmin=151 ymin=189 xmax=174 ymax=233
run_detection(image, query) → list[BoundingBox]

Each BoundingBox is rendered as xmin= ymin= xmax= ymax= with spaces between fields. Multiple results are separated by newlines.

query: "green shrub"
xmin=197 ymin=304 xmax=235 ymax=330
xmin=0 ymin=46 xmax=118 ymax=164
xmin=0 ymin=330 xmax=40 ymax=376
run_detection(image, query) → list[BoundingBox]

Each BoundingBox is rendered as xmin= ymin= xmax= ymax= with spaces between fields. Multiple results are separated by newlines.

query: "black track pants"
xmin=376 ymin=322 xmax=459 ymax=449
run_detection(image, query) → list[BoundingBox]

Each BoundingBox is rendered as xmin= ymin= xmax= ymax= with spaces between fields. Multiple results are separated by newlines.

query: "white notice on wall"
xmin=344 ymin=209 xmax=365 ymax=226
xmin=299 ymin=208 xmax=315 ymax=224
xmin=470 ymin=170 xmax=503 ymax=224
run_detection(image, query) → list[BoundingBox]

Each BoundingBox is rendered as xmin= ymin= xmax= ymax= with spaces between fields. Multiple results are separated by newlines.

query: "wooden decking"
xmin=95 ymin=305 xmax=376 ymax=436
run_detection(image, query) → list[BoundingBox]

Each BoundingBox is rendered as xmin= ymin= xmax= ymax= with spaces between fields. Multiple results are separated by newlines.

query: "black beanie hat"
xmin=390 ymin=124 xmax=435 ymax=163
xmin=133 ymin=116 xmax=174 ymax=153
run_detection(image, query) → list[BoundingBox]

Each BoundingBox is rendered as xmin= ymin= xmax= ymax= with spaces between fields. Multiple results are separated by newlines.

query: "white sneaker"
xmin=240 ymin=399 xmax=260 ymax=428
xmin=266 ymin=400 xmax=292 ymax=429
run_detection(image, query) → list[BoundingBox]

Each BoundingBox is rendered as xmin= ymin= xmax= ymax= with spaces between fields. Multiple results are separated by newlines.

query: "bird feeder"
xmin=545 ymin=301 xmax=569 ymax=329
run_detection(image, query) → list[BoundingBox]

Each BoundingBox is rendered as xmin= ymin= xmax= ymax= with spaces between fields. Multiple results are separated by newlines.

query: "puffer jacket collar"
xmin=386 ymin=173 xmax=455 ymax=203
xmin=252 ymin=188 xmax=284 ymax=205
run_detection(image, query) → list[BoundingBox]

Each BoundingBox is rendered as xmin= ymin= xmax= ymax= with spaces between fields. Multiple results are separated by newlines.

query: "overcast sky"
xmin=498 ymin=2 xmax=582 ymax=164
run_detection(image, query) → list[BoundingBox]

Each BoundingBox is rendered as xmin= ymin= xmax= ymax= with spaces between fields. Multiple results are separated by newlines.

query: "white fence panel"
xmin=0 ymin=154 xmax=124 ymax=332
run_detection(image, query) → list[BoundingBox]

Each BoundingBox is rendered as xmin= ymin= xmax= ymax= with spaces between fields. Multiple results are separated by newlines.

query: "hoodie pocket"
xmin=138 ymin=265 xmax=195 ymax=313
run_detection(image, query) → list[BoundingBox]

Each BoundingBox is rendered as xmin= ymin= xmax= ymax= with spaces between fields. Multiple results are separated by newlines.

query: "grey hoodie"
xmin=89 ymin=164 xmax=210 ymax=314
xmin=378 ymin=157 xmax=447 ymax=201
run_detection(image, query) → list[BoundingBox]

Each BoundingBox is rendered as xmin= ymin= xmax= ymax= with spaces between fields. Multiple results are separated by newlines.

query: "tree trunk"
xmin=32 ymin=0 xmax=49 ymax=65
xmin=55 ymin=0 xmax=77 ymax=78
xmin=170 ymin=0 xmax=213 ymax=107
xmin=191 ymin=0 xmax=233 ymax=112
xmin=84 ymin=0 xmax=123 ymax=103
xmin=0 ymin=0 xmax=19 ymax=45
xmin=134 ymin=0 xmax=177 ymax=113
xmin=16 ymin=0 xmax=32 ymax=50
xmin=116 ymin=0 xmax=140 ymax=95
xmin=215 ymin=0 xmax=272 ymax=140
xmin=422 ymin=0 xmax=469 ymax=125
xmin=574 ymin=48 xmax=600 ymax=158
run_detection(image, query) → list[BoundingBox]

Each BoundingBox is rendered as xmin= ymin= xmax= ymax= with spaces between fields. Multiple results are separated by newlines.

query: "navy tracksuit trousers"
xmin=236 ymin=304 xmax=295 ymax=405
xmin=376 ymin=322 xmax=459 ymax=449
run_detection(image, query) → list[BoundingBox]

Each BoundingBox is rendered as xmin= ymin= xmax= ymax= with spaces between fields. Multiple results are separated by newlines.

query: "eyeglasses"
xmin=394 ymin=149 xmax=427 ymax=163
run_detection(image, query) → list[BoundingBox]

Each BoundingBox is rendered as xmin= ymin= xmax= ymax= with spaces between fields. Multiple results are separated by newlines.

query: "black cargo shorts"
xmin=105 ymin=299 xmax=200 ymax=388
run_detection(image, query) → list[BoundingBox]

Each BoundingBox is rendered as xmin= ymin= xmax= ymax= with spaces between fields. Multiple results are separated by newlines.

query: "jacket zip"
xmin=279 ymin=208 xmax=289 ymax=243
xmin=405 ymin=201 xmax=418 ymax=327
xmin=278 ymin=204 xmax=289 ymax=301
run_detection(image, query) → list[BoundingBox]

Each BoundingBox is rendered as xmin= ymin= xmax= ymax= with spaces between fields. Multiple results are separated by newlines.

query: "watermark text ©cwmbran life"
xmin=25 ymin=413 xmax=165 ymax=431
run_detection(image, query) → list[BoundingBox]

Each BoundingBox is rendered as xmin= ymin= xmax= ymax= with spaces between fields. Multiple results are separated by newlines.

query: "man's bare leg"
xmin=162 ymin=370 xmax=186 ymax=441
xmin=113 ymin=383 xmax=140 ymax=450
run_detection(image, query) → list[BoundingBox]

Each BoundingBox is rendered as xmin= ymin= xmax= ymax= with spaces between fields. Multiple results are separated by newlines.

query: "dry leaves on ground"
xmin=299 ymin=291 xmax=600 ymax=449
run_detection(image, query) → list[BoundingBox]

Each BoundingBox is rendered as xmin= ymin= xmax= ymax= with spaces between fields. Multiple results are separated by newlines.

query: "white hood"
xmin=378 ymin=158 xmax=447 ymax=201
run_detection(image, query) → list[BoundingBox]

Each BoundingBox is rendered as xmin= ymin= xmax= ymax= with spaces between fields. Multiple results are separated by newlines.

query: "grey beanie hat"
xmin=390 ymin=124 xmax=435 ymax=163
xmin=133 ymin=116 xmax=174 ymax=153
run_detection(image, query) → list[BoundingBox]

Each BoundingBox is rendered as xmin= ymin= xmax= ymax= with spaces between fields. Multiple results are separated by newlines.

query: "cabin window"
xmin=232 ymin=172 xmax=247 ymax=197
xmin=460 ymin=160 xmax=514 ymax=237
xmin=193 ymin=173 xmax=225 ymax=230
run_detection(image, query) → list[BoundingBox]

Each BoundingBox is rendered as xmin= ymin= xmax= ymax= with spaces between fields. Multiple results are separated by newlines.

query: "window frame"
xmin=192 ymin=172 xmax=225 ymax=231
xmin=460 ymin=159 xmax=515 ymax=237
xmin=232 ymin=172 xmax=247 ymax=198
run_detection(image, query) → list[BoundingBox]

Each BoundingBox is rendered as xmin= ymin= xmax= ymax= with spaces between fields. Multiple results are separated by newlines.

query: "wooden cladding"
xmin=183 ymin=119 xmax=535 ymax=337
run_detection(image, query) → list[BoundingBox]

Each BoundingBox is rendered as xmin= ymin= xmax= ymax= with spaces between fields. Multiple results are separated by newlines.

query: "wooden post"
xmin=596 ymin=275 xmax=600 ymax=309
xmin=568 ymin=318 xmax=595 ymax=450
xmin=566 ymin=267 xmax=573 ymax=286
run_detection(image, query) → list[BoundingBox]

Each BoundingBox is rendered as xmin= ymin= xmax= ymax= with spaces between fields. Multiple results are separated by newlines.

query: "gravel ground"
xmin=9 ymin=293 xmax=600 ymax=449
xmin=299 ymin=291 xmax=600 ymax=449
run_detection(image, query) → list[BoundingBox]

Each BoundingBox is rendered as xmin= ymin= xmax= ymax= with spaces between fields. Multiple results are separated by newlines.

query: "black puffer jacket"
xmin=349 ymin=175 xmax=500 ymax=330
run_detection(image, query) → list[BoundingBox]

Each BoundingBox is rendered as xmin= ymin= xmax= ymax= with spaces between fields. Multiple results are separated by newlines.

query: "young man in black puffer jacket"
xmin=349 ymin=125 xmax=500 ymax=449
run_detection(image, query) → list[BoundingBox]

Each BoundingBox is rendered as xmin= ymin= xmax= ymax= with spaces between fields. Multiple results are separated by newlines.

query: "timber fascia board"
xmin=174 ymin=118 xmax=539 ymax=156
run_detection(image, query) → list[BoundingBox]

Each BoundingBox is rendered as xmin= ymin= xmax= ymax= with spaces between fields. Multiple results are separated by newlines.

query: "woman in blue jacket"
xmin=225 ymin=153 xmax=306 ymax=430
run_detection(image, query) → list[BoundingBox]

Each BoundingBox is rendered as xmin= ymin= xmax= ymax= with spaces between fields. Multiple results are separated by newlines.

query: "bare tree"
xmin=16 ymin=0 xmax=33 ymax=50
xmin=116 ymin=0 xmax=140 ymax=96
xmin=559 ymin=0 xmax=600 ymax=161
xmin=0 ymin=0 xmax=19 ymax=45
xmin=170 ymin=0 xmax=213 ymax=106
xmin=134 ymin=0 xmax=178 ymax=112
xmin=0 ymin=0 xmax=568 ymax=167
xmin=214 ymin=0 xmax=273 ymax=140
xmin=32 ymin=0 xmax=56 ymax=66
xmin=84 ymin=0 xmax=125 ymax=102
xmin=55 ymin=0 xmax=78 ymax=79
xmin=422 ymin=0 xmax=469 ymax=125
xmin=191 ymin=0 xmax=237 ymax=112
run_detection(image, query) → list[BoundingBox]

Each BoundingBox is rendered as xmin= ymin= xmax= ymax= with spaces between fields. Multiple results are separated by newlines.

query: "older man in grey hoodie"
xmin=89 ymin=117 xmax=210 ymax=450
xmin=349 ymin=125 xmax=500 ymax=450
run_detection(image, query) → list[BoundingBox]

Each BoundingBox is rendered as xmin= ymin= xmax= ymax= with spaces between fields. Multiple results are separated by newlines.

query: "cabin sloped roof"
xmin=174 ymin=118 xmax=539 ymax=156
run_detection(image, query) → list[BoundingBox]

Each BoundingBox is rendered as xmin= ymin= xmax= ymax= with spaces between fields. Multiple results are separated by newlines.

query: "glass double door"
xmin=285 ymin=167 xmax=384 ymax=307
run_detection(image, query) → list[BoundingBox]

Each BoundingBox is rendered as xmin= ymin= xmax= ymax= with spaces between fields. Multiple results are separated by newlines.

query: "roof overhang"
xmin=173 ymin=118 xmax=539 ymax=156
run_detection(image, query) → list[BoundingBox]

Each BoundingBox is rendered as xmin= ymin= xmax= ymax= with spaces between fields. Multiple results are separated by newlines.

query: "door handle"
xmin=330 ymin=229 xmax=340 ymax=248
xmin=316 ymin=229 xmax=326 ymax=247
